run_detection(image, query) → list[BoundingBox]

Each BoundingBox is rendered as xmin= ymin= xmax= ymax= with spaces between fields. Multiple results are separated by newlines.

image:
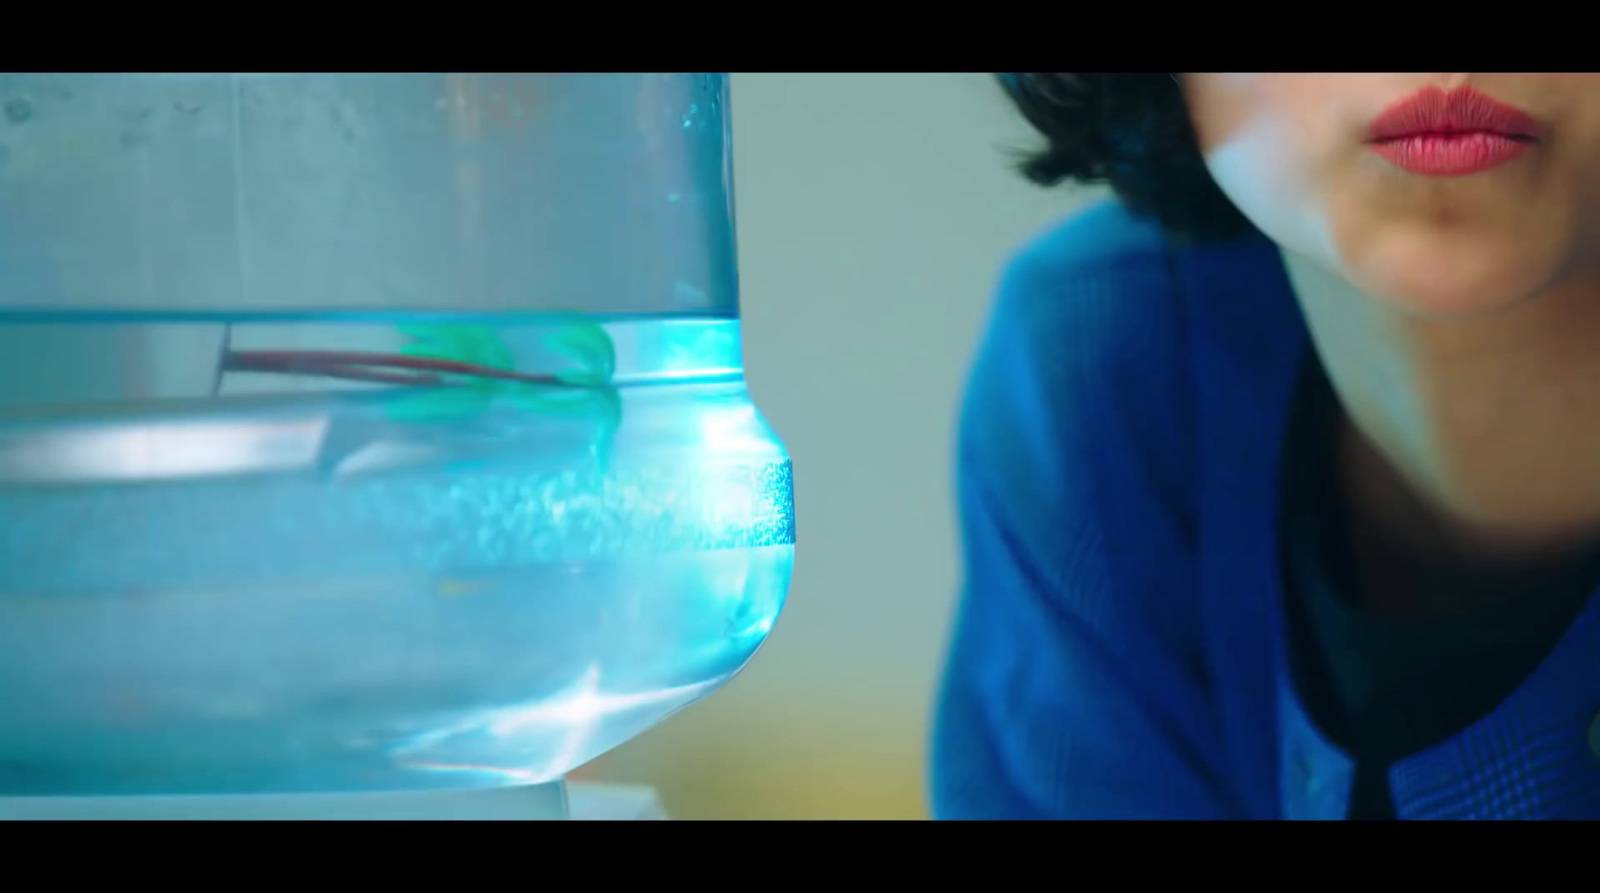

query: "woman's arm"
xmin=931 ymin=457 xmax=1236 ymax=819
xmin=929 ymin=224 xmax=1239 ymax=819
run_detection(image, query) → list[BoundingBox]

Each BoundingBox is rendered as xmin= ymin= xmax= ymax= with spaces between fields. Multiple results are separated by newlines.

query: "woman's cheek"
xmin=1202 ymin=120 xmax=1341 ymax=270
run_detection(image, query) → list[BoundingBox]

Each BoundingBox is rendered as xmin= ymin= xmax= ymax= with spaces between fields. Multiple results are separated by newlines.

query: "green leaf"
xmin=400 ymin=325 xmax=517 ymax=371
xmin=544 ymin=323 xmax=616 ymax=382
xmin=385 ymin=323 xmax=623 ymax=467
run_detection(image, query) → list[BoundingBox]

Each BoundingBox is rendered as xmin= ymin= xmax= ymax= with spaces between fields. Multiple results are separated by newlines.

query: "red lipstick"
xmin=1367 ymin=87 xmax=1542 ymax=176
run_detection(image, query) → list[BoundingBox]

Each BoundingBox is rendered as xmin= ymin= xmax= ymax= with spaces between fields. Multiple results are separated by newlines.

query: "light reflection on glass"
xmin=391 ymin=665 xmax=719 ymax=784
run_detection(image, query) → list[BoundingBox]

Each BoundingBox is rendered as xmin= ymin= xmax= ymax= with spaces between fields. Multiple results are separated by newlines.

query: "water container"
xmin=0 ymin=74 xmax=793 ymax=799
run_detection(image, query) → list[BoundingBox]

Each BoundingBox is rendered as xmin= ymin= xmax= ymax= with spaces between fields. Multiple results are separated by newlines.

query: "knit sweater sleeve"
xmin=930 ymin=203 xmax=1238 ymax=819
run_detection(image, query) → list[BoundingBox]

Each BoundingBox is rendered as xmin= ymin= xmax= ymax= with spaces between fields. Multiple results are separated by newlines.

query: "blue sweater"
xmin=930 ymin=198 xmax=1600 ymax=820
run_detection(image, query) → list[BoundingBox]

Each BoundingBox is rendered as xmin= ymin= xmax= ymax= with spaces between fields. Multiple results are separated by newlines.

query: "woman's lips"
xmin=1367 ymin=86 xmax=1543 ymax=177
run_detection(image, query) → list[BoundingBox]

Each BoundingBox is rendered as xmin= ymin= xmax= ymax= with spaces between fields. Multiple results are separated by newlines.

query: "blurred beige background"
xmin=577 ymin=73 xmax=1097 ymax=819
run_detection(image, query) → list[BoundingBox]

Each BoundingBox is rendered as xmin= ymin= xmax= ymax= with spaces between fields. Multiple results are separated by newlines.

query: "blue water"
xmin=0 ymin=313 xmax=793 ymax=796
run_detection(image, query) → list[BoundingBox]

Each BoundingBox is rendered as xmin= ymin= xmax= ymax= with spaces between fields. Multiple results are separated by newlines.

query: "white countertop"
xmin=0 ymin=782 xmax=666 ymax=820
xmin=567 ymin=783 xmax=669 ymax=820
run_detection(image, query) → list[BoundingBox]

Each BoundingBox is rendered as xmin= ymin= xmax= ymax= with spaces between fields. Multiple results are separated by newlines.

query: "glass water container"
xmin=0 ymin=73 xmax=793 ymax=807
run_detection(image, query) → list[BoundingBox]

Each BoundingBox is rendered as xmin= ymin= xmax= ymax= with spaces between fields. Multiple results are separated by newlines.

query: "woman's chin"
xmin=1366 ymin=273 xmax=1537 ymax=320
xmin=1342 ymin=231 xmax=1563 ymax=320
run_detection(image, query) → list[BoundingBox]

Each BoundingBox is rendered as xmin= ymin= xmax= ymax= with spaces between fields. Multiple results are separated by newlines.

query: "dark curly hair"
xmin=996 ymin=73 xmax=1258 ymax=243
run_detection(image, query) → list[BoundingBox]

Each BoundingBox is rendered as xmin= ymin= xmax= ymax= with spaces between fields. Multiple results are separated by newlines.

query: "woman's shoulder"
xmin=983 ymin=199 xmax=1197 ymax=401
xmin=971 ymin=197 xmax=1288 ymax=426
xmin=962 ymin=198 xmax=1202 ymax=468
xmin=960 ymin=195 xmax=1287 ymax=554
xmin=1005 ymin=194 xmax=1179 ymax=285
xmin=992 ymin=195 xmax=1282 ymax=335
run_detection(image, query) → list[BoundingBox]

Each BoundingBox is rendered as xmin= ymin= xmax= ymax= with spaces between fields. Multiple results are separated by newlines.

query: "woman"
xmin=931 ymin=74 xmax=1600 ymax=820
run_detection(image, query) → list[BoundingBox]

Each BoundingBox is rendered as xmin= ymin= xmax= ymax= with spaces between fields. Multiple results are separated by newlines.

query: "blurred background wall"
xmin=577 ymin=73 xmax=1099 ymax=819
